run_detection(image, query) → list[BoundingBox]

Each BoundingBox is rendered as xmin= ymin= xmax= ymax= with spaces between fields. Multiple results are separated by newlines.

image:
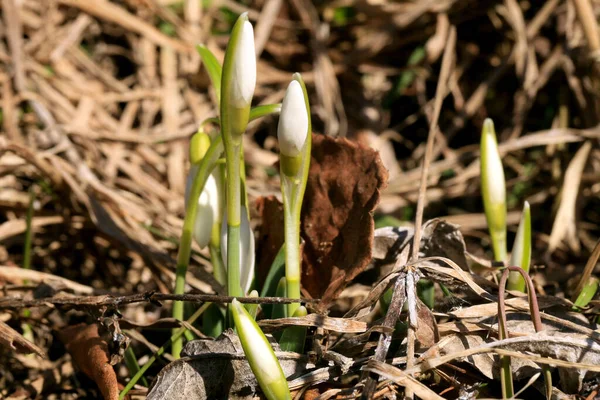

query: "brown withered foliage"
xmin=258 ymin=134 xmax=388 ymax=312
xmin=303 ymin=134 xmax=388 ymax=311
xmin=59 ymin=323 xmax=120 ymax=400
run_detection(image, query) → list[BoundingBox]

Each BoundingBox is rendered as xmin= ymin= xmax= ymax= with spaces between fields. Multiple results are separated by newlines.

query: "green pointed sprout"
xmin=507 ymin=202 xmax=531 ymax=292
xmin=480 ymin=118 xmax=507 ymax=262
xmin=573 ymin=277 xmax=599 ymax=311
xmin=221 ymin=12 xmax=256 ymax=298
xmin=279 ymin=306 xmax=307 ymax=353
xmin=230 ymin=299 xmax=291 ymax=400
xmin=245 ymin=290 xmax=260 ymax=319
xmin=272 ymin=276 xmax=288 ymax=320
xmin=278 ymin=74 xmax=311 ymax=317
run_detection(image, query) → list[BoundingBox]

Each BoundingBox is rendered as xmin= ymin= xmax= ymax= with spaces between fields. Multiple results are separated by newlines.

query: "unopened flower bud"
xmin=230 ymin=299 xmax=291 ymax=400
xmin=278 ymin=80 xmax=309 ymax=158
xmin=227 ymin=14 xmax=256 ymax=110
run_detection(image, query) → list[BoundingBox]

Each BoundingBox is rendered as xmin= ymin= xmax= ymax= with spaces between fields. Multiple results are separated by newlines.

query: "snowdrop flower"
xmin=185 ymin=168 xmax=220 ymax=249
xmin=225 ymin=13 xmax=256 ymax=110
xmin=480 ymin=118 xmax=507 ymax=261
xmin=278 ymin=80 xmax=309 ymax=158
xmin=221 ymin=206 xmax=255 ymax=295
xmin=230 ymin=299 xmax=291 ymax=400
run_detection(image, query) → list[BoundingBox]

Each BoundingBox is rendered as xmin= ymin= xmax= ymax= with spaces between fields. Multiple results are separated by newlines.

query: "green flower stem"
xmin=172 ymin=136 xmax=223 ymax=359
xmin=227 ymin=223 xmax=242 ymax=297
xmin=210 ymin=244 xmax=226 ymax=285
xmin=282 ymin=176 xmax=301 ymax=317
xmin=124 ymin=346 xmax=147 ymax=387
xmin=225 ymin=141 xmax=243 ymax=299
xmin=120 ymin=302 xmax=211 ymax=399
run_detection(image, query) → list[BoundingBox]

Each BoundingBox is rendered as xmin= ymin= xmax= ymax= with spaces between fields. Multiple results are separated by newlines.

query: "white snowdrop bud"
xmin=229 ymin=16 xmax=256 ymax=109
xmin=230 ymin=299 xmax=291 ymax=400
xmin=277 ymin=80 xmax=309 ymax=158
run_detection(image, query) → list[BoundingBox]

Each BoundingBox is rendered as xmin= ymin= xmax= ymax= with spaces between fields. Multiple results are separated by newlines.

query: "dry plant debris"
xmin=0 ymin=320 xmax=45 ymax=357
xmin=0 ymin=0 xmax=599 ymax=399
xmin=58 ymin=323 xmax=120 ymax=400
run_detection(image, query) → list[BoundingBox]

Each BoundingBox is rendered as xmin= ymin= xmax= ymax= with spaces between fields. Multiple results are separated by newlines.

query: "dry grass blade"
xmin=548 ymin=141 xmax=592 ymax=253
xmin=364 ymin=360 xmax=444 ymax=400
xmin=259 ymin=314 xmax=367 ymax=333
xmin=572 ymin=0 xmax=600 ymax=54
xmin=0 ymin=320 xmax=45 ymax=358
xmin=0 ymin=292 xmax=320 ymax=310
xmin=56 ymin=0 xmax=191 ymax=52
xmin=416 ymin=335 xmax=600 ymax=374
xmin=0 ymin=266 xmax=94 ymax=294
xmin=572 ymin=239 xmax=600 ymax=301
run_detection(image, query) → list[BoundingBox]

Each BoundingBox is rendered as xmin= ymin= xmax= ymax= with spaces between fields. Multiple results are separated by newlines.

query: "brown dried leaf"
xmin=257 ymin=134 xmax=388 ymax=311
xmin=364 ymin=360 xmax=445 ymax=400
xmin=59 ymin=323 xmax=119 ymax=400
xmin=302 ymin=134 xmax=388 ymax=310
xmin=0 ymin=320 xmax=45 ymax=357
xmin=256 ymin=195 xmax=285 ymax=287
xmin=148 ymin=330 xmax=313 ymax=400
xmin=415 ymin=298 xmax=439 ymax=348
xmin=258 ymin=314 xmax=367 ymax=333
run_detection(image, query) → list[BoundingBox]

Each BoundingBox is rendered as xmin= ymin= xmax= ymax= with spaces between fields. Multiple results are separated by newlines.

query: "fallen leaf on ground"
xmin=0 ymin=320 xmax=45 ymax=357
xmin=58 ymin=323 xmax=119 ymax=400
xmin=147 ymin=330 xmax=314 ymax=400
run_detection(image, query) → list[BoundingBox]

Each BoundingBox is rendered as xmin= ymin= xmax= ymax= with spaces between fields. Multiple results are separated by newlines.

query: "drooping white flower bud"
xmin=185 ymin=167 xmax=220 ymax=249
xmin=230 ymin=299 xmax=291 ymax=400
xmin=277 ymin=80 xmax=309 ymax=158
xmin=221 ymin=206 xmax=255 ymax=295
xmin=229 ymin=15 xmax=256 ymax=109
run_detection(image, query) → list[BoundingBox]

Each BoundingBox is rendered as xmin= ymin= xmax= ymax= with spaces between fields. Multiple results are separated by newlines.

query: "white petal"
xmin=277 ymin=80 xmax=308 ymax=157
xmin=221 ymin=206 xmax=255 ymax=295
xmin=185 ymin=168 xmax=219 ymax=248
xmin=230 ymin=20 xmax=256 ymax=108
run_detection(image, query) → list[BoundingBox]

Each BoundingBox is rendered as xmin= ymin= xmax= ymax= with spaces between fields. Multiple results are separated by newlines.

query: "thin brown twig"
xmin=498 ymin=266 xmax=550 ymax=399
xmin=572 ymin=239 xmax=600 ymax=302
xmin=0 ymin=292 xmax=321 ymax=310
xmin=404 ymin=26 xmax=456 ymax=400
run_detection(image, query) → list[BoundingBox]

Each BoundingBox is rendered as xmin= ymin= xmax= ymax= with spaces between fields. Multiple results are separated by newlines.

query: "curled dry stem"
xmin=498 ymin=266 xmax=551 ymax=399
